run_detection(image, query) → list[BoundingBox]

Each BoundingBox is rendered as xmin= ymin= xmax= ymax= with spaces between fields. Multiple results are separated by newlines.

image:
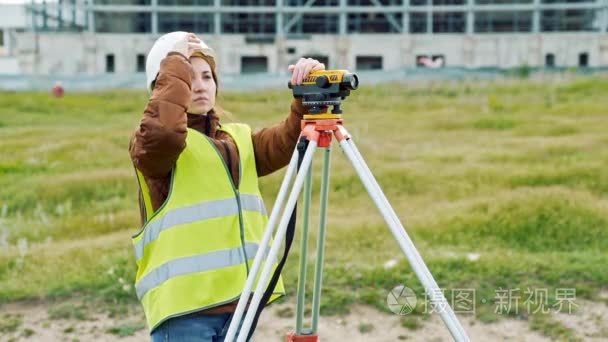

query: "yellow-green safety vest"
xmin=132 ymin=123 xmax=285 ymax=331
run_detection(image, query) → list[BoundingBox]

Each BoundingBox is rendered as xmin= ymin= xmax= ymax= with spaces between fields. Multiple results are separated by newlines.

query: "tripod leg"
xmin=311 ymin=146 xmax=331 ymax=333
xmin=345 ymin=138 xmax=446 ymax=296
xmin=296 ymin=161 xmax=313 ymax=334
xmin=225 ymin=149 xmax=300 ymax=342
xmin=338 ymin=137 xmax=470 ymax=342
xmin=236 ymin=140 xmax=319 ymax=342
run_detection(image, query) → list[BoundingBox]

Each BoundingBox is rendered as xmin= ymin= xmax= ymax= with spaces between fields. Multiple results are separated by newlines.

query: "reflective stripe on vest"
xmin=133 ymin=194 xmax=267 ymax=261
xmin=131 ymin=123 xmax=285 ymax=331
xmin=135 ymin=242 xmax=270 ymax=299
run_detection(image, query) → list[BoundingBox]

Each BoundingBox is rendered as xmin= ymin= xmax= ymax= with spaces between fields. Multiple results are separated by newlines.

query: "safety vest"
xmin=132 ymin=123 xmax=285 ymax=331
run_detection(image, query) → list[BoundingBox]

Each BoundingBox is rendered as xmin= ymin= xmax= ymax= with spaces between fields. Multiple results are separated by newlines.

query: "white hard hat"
xmin=145 ymin=31 xmax=217 ymax=93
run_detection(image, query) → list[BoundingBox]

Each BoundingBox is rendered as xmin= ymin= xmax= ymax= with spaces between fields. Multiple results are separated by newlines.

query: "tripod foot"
xmin=286 ymin=332 xmax=318 ymax=342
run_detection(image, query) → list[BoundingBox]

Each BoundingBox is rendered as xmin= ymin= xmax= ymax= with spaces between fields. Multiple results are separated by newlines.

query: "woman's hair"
xmin=197 ymin=54 xmax=236 ymax=122
xmin=198 ymin=54 xmax=219 ymax=95
xmin=211 ymin=104 xmax=235 ymax=122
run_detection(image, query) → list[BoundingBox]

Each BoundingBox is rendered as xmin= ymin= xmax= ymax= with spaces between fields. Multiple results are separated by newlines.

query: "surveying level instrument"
xmin=225 ymin=70 xmax=470 ymax=342
xmin=288 ymin=69 xmax=359 ymax=115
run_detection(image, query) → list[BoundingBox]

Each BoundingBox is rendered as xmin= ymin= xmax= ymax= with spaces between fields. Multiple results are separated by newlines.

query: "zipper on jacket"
xmin=219 ymin=138 xmax=250 ymax=275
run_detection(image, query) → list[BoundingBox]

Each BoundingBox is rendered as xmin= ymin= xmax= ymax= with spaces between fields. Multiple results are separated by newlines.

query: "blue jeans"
xmin=151 ymin=311 xmax=249 ymax=342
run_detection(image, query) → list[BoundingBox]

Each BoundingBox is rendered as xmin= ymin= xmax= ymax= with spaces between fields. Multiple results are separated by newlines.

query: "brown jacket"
xmin=129 ymin=53 xmax=305 ymax=313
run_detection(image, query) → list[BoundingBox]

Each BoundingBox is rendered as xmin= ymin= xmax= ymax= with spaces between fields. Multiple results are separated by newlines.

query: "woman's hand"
xmin=170 ymin=33 xmax=204 ymax=58
xmin=288 ymin=58 xmax=325 ymax=86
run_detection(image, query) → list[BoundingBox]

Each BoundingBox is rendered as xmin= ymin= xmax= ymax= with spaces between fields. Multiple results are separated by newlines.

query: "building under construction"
xmin=1 ymin=0 xmax=607 ymax=75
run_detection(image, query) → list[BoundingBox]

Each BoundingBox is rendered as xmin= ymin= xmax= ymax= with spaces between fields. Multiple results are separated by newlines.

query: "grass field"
xmin=1 ymin=76 xmax=607 ymax=339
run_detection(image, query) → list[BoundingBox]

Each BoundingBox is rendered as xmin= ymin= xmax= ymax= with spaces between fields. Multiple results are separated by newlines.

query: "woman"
xmin=129 ymin=31 xmax=325 ymax=341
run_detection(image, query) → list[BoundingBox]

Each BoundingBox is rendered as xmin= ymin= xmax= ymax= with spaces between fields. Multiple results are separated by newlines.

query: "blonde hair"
xmin=211 ymin=104 xmax=236 ymax=122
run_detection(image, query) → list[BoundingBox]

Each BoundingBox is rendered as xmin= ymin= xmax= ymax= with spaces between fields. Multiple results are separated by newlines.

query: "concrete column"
xmin=276 ymin=0 xmax=287 ymax=75
xmin=71 ymin=0 xmax=77 ymax=29
xmin=42 ymin=0 xmax=48 ymax=31
xmin=151 ymin=0 xmax=158 ymax=34
xmin=87 ymin=0 xmax=95 ymax=33
xmin=402 ymin=0 xmax=409 ymax=34
xmin=532 ymin=0 xmax=541 ymax=33
xmin=466 ymin=0 xmax=473 ymax=34
xmin=339 ymin=0 xmax=347 ymax=35
xmin=276 ymin=0 xmax=283 ymax=35
xmin=58 ymin=0 xmax=64 ymax=30
xmin=214 ymin=0 xmax=221 ymax=34
xmin=603 ymin=0 xmax=608 ymax=32
xmin=426 ymin=7 xmax=432 ymax=34
xmin=30 ymin=0 xmax=38 ymax=32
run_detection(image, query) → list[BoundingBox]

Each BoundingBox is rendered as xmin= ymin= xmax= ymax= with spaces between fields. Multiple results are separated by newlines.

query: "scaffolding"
xmin=26 ymin=0 xmax=608 ymax=34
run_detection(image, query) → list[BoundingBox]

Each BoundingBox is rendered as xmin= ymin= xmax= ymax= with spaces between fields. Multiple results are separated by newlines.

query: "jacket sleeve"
xmin=129 ymin=53 xmax=192 ymax=179
xmin=252 ymin=98 xmax=306 ymax=177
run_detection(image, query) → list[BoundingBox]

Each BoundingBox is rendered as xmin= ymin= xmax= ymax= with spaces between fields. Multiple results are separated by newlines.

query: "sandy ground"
xmin=1 ymin=299 xmax=606 ymax=342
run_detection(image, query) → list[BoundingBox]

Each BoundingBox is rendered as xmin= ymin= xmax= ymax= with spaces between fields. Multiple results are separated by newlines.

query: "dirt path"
xmin=1 ymin=300 xmax=606 ymax=341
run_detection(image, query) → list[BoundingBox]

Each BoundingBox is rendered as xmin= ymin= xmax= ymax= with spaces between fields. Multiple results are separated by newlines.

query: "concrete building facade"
xmin=4 ymin=0 xmax=608 ymax=76
xmin=0 ymin=4 xmax=28 ymax=74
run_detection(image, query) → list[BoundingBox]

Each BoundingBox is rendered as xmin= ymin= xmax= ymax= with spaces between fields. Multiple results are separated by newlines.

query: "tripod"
xmin=225 ymin=113 xmax=470 ymax=342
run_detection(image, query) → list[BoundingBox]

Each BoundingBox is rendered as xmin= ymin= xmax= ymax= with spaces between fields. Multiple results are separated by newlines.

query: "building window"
xmin=287 ymin=14 xmax=339 ymax=34
xmin=476 ymin=0 xmax=532 ymax=3
xmin=347 ymin=0 xmax=402 ymax=5
xmin=222 ymin=0 xmax=275 ymax=4
xmin=541 ymin=10 xmax=599 ymax=32
xmin=0 ymin=29 xmax=4 ymax=47
xmin=159 ymin=0 xmax=212 ymax=4
xmin=222 ymin=13 xmax=276 ymax=34
xmin=433 ymin=0 xmax=465 ymax=4
xmin=410 ymin=12 xmax=428 ymax=33
xmin=356 ymin=56 xmax=383 ymax=70
xmin=416 ymin=55 xmax=445 ymax=68
xmin=97 ymin=0 xmax=152 ymax=4
xmin=545 ymin=53 xmax=555 ymax=67
xmin=241 ymin=56 xmax=268 ymax=74
xmin=541 ymin=0 xmax=595 ymax=3
xmin=579 ymin=53 xmax=589 ymax=67
xmin=159 ymin=13 xmax=214 ymax=33
xmin=106 ymin=54 xmax=115 ymax=73
xmin=475 ymin=11 xmax=533 ymax=33
xmin=137 ymin=54 xmax=146 ymax=73
xmin=95 ymin=12 xmax=151 ymax=33
xmin=348 ymin=13 xmax=402 ymax=33
xmin=286 ymin=0 xmax=338 ymax=4
xmin=433 ymin=12 xmax=466 ymax=33
xmin=287 ymin=47 xmax=296 ymax=54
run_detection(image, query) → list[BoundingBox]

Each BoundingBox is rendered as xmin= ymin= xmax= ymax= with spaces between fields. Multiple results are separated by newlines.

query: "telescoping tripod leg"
xmin=294 ymin=146 xmax=331 ymax=340
xmin=224 ymin=147 xmax=301 ymax=342
xmin=230 ymin=131 xmax=320 ymax=342
xmin=295 ymin=155 xmax=313 ymax=335
xmin=336 ymin=126 xmax=470 ymax=342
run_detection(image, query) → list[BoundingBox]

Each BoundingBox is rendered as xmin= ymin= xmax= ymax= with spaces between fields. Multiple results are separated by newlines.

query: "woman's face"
xmin=187 ymin=57 xmax=216 ymax=115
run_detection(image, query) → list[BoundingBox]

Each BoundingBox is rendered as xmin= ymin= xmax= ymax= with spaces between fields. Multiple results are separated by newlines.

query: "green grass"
xmin=358 ymin=322 xmax=375 ymax=334
xmin=48 ymin=303 xmax=90 ymax=321
xmin=106 ymin=322 xmax=146 ymax=337
xmin=1 ymin=77 xmax=607 ymax=339
xmin=530 ymin=314 xmax=580 ymax=341
xmin=0 ymin=314 xmax=23 ymax=333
